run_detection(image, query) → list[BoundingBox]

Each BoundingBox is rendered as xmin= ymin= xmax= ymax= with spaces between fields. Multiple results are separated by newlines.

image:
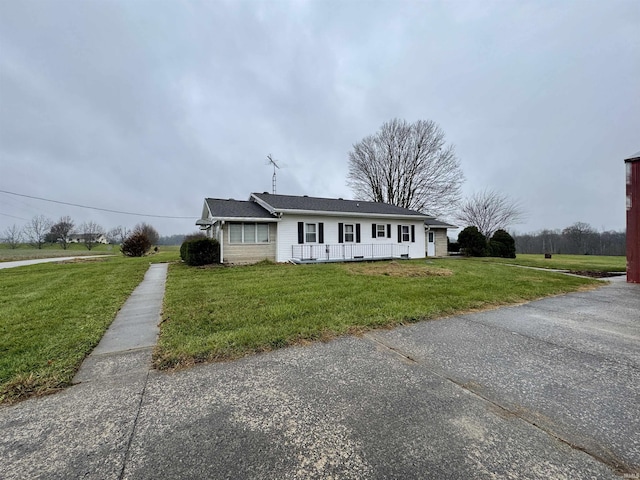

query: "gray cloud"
xmin=1 ymin=0 xmax=638 ymax=236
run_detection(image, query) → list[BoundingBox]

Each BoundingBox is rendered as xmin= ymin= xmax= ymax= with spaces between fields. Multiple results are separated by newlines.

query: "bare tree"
xmin=456 ymin=189 xmax=525 ymax=238
xmin=347 ymin=118 xmax=464 ymax=217
xmin=23 ymin=215 xmax=53 ymax=249
xmin=134 ymin=223 xmax=159 ymax=246
xmin=107 ymin=225 xmax=130 ymax=245
xmin=562 ymin=222 xmax=598 ymax=255
xmin=3 ymin=224 xmax=23 ymax=249
xmin=50 ymin=216 xmax=75 ymax=250
xmin=79 ymin=221 xmax=105 ymax=250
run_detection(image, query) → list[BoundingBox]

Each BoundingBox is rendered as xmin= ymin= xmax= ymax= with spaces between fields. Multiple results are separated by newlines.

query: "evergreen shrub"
xmin=489 ymin=229 xmax=516 ymax=258
xmin=181 ymin=238 xmax=220 ymax=266
xmin=458 ymin=226 xmax=487 ymax=257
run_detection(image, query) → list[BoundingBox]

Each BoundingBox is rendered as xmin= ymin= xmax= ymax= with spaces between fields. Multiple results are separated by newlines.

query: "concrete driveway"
xmin=1 ymin=277 xmax=638 ymax=479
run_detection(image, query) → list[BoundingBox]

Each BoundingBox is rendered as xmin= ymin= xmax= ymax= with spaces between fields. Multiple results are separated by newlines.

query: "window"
xmin=428 ymin=232 xmax=434 ymax=242
xmin=344 ymin=224 xmax=355 ymax=242
xmin=257 ymin=224 xmax=269 ymax=243
xmin=401 ymin=225 xmax=410 ymax=242
xmin=376 ymin=224 xmax=386 ymax=238
xmin=243 ymin=223 xmax=256 ymax=243
xmin=229 ymin=224 xmax=243 ymax=243
xmin=305 ymin=223 xmax=317 ymax=243
xmin=229 ymin=223 xmax=269 ymax=243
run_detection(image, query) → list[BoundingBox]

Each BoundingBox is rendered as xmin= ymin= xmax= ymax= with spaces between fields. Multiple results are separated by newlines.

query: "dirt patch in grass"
xmin=57 ymin=257 xmax=109 ymax=265
xmin=0 ymin=372 xmax=67 ymax=405
xmin=568 ymin=270 xmax=625 ymax=278
xmin=343 ymin=261 xmax=453 ymax=278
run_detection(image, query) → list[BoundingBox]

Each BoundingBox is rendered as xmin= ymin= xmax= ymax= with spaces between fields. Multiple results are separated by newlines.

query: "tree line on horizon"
xmin=1 ymin=214 xmax=166 ymax=251
xmin=512 ymin=222 xmax=625 ymax=256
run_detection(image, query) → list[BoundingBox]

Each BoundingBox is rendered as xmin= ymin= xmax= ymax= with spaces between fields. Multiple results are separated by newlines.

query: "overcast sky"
xmin=1 ymin=0 xmax=638 ymax=237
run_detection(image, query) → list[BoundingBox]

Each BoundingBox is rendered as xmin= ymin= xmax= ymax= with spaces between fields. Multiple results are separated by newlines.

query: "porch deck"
xmin=290 ymin=243 xmax=411 ymax=264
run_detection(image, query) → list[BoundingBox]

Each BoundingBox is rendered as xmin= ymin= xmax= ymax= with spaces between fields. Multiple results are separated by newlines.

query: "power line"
xmin=0 ymin=211 xmax=29 ymax=221
xmin=0 ymin=189 xmax=195 ymax=219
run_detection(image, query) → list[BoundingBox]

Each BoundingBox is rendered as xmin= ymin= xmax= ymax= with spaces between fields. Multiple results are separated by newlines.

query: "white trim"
xmin=262 ymin=208 xmax=427 ymax=220
xmin=212 ymin=216 xmax=279 ymax=222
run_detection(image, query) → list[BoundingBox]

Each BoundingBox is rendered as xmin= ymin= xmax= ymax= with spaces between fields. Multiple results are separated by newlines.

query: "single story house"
xmin=425 ymin=218 xmax=457 ymax=257
xmin=197 ymin=193 xmax=454 ymax=264
xmin=68 ymin=232 xmax=109 ymax=244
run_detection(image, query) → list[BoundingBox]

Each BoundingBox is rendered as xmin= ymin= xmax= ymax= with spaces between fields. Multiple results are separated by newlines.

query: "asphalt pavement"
xmin=0 ymin=274 xmax=638 ymax=479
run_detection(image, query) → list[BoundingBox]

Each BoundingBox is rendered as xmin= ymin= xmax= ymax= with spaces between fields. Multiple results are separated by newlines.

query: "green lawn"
xmin=154 ymin=258 xmax=601 ymax=369
xmin=0 ymin=249 xmax=179 ymax=404
xmin=1 ymin=252 xmax=611 ymax=404
xmin=478 ymin=254 xmax=626 ymax=272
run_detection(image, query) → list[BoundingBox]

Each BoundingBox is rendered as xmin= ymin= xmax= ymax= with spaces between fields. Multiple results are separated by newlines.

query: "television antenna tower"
xmin=266 ymin=154 xmax=280 ymax=194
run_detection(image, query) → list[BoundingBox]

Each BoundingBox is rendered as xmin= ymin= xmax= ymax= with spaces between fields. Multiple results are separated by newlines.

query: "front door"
xmin=427 ymin=231 xmax=435 ymax=256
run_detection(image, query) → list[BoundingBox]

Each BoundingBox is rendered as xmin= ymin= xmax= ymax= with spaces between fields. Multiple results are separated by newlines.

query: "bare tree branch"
xmin=2 ymin=224 xmax=23 ymax=249
xmin=23 ymin=215 xmax=53 ymax=249
xmin=456 ymin=189 xmax=526 ymax=238
xmin=347 ymin=118 xmax=464 ymax=217
xmin=79 ymin=221 xmax=105 ymax=250
xmin=50 ymin=216 xmax=75 ymax=250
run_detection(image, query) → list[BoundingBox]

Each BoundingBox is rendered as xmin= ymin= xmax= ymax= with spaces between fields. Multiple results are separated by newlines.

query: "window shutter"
xmin=338 ymin=223 xmax=344 ymax=243
xmin=318 ymin=222 xmax=324 ymax=244
xmin=397 ymin=225 xmax=402 ymax=243
xmin=356 ymin=224 xmax=361 ymax=243
xmin=372 ymin=224 xmax=376 ymax=238
xmin=387 ymin=224 xmax=391 ymax=238
xmin=411 ymin=225 xmax=415 ymax=242
xmin=297 ymin=222 xmax=304 ymax=244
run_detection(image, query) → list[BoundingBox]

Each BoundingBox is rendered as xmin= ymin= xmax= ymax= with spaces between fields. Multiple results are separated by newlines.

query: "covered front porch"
xmin=290 ymin=243 xmax=411 ymax=264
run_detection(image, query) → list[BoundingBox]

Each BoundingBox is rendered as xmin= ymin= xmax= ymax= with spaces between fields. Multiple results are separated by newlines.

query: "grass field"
xmin=0 ymin=243 xmax=117 ymax=262
xmin=154 ymin=257 xmax=601 ymax=369
xmin=478 ymin=253 xmax=626 ymax=273
xmin=0 ymin=249 xmax=179 ymax=404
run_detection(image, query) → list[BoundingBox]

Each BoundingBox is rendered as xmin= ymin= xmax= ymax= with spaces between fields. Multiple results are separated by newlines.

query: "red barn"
xmin=625 ymin=150 xmax=640 ymax=283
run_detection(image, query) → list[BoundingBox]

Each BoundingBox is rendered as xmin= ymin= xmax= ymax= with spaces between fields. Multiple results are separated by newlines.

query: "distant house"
xmin=425 ymin=218 xmax=457 ymax=257
xmin=197 ymin=193 xmax=454 ymax=264
xmin=68 ymin=232 xmax=109 ymax=245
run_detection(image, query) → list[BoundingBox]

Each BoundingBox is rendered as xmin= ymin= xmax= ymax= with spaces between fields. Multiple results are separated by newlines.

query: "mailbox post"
xmin=625 ymin=151 xmax=640 ymax=283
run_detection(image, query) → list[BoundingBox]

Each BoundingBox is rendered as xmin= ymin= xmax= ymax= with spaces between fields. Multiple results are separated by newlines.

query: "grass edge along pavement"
xmin=477 ymin=253 xmax=626 ymax=274
xmin=0 ymin=252 xmax=177 ymax=404
xmin=154 ymin=258 xmax=602 ymax=370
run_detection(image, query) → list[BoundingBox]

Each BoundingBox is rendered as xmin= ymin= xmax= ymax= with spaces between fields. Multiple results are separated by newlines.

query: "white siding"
xmin=276 ymin=214 xmax=426 ymax=262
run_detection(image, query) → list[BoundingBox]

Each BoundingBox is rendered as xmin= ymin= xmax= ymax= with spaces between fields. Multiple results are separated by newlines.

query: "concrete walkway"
xmin=74 ymin=263 xmax=168 ymax=384
xmin=1 ymin=274 xmax=638 ymax=479
xmin=0 ymin=255 xmax=113 ymax=269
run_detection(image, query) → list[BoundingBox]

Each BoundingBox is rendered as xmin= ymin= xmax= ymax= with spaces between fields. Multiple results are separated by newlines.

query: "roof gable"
xmin=251 ymin=193 xmax=427 ymax=218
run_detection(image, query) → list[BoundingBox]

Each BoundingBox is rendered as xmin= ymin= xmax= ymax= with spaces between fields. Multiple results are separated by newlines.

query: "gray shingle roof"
xmin=425 ymin=218 xmax=457 ymax=229
xmin=251 ymin=193 xmax=427 ymax=217
xmin=204 ymin=198 xmax=274 ymax=219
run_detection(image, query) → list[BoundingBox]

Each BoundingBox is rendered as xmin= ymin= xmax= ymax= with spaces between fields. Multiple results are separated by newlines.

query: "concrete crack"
xmin=118 ymin=369 xmax=150 ymax=480
xmin=363 ymin=333 xmax=635 ymax=476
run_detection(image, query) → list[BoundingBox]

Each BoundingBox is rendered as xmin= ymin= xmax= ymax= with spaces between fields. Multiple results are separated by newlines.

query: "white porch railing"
xmin=291 ymin=243 xmax=410 ymax=262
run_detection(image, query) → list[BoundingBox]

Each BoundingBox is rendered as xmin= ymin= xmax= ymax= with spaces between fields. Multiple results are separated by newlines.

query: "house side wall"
xmin=276 ymin=214 xmax=426 ymax=262
xmin=434 ymin=229 xmax=449 ymax=256
xmin=222 ymin=223 xmax=277 ymax=264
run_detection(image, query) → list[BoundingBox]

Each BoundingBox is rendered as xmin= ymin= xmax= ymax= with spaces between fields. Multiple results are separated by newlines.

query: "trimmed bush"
xmin=121 ymin=232 xmax=152 ymax=257
xmin=458 ymin=226 xmax=487 ymax=257
xmin=181 ymin=238 xmax=220 ymax=266
xmin=489 ymin=229 xmax=516 ymax=258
